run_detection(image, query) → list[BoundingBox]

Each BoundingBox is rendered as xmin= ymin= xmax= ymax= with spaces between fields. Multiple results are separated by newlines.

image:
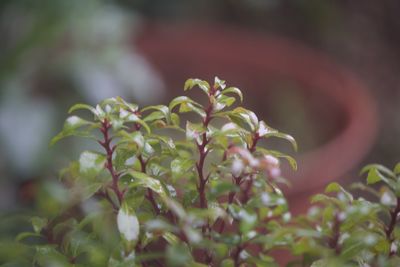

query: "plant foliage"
xmin=10 ymin=77 xmax=400 ymax=267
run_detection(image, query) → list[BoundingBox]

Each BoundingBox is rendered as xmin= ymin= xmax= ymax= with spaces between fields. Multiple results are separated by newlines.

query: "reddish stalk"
xmin=328 ymin=213 xmax=342 ymax=255
xmin=195 ymin=90 xmax=215 ymax=264
xmin=196 ymin=103 xmax=213 ymax=210
xmin=386 ymin=197 xmax=400 ymax=256
xmin=99 ymin=119 xmax=124 ymax=206
xmin=232 ymin=244 xmax=243 ymax=267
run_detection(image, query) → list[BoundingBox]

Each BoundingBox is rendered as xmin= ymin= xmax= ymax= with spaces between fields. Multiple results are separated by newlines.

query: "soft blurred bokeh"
xmin=1 ymin=0 xmax=400 ymax=255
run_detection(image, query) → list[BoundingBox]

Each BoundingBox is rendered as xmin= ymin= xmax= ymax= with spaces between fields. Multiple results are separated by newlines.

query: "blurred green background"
xmin=1 ymin=0 xmax=400 ymax=260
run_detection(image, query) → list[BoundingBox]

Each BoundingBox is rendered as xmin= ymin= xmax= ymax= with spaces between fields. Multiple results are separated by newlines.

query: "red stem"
xmin=232 ymin=244 xmax=243 ymax=267
xmin=328 ymin=213 xmax=341 ymax=255
xmin=99 ymin=119 xmax=124 ymax=207
xmin=195 ymin=90 xmax=215 ymax=264
xmin=197 ymin=101 xmax=213 ymax=209
xmin=386 ymin=197 xmax=400 ymax=256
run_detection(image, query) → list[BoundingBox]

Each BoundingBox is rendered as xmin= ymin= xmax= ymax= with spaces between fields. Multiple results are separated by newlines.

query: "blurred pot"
xmin=135 ymin=23 xmax=377 ymax=214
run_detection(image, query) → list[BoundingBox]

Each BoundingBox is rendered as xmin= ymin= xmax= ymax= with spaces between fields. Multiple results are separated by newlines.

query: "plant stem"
xmin=194 ymin=90 xmax=215 ymax=264
xmin=329 ymin=213 xmax=341 ymax=254
xmin=248 ymin=132 xmax=260 ymax=153
xmin=232 ymin=244 xmax=243 ymax=267
xmin=386 ymin=197 xmax=400 ymax=256
xmin=99 ymin=119 xmax=124 ymax=207
xmin=196 ymin=103 xmax=212 ymax=209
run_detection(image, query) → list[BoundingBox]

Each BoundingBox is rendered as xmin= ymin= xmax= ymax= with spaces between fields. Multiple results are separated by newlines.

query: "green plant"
xmin=10 ymin=77 xmax=400 ymax=267
xmin=289 ymin=163 xmax=400 ymax=267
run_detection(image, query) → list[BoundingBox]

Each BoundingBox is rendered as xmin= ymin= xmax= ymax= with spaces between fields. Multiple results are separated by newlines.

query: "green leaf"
xmin=31 ymin=217 xmax=48 ymax=233
xmin=214 ymin=76 xmax=226 ymax=90
xmin=310 ymin=260 xmax=328 ymax=267
xmin=226 ymin=107 xmax=258 ymax=131
xmin=68 ymin=103 xmax=97 ymax=115
xmin=325 ymin=182 xmax=341 ymax=193
xmin=143 ymin=111 xmax=165 ymax=122
xmin=191 ymin=262 xmax=209 ymax=267
xmin=220 ymin=259 xmax=235 ymax=267
xmin=179 ymin=102 xmax=206 ymax=117
xmin=366 ymin=168 xmax=382 ymax=184
xmin=50 ymin=116 xmax=95 ymax=146
xmin=171 ymin=157 xmax=194 ymax=178
xmin=79 ymin=151 xmax=106 ymax=179
xmin=239 ymin=209 xmax=258 ymax=233
xmin=115 ymin=96 xmax=139 ymax=112
xmin=184 ymin=78 xmax=210 ymax=93
xmin=394 ymin=163 xmax=400 ymax=175
xmin=325 ymin=182 xmax=353 ymax=202
xmin=349 ymin=182 xmax=380 ymax=198
xmin=163 ymin=232 xmax=180 ymax=245
xmin=16 ymin=232 xmax=42 ymax=242
xmin=81 ymin=182 xmax=103 ymax=200
xmin=361 ymin=165 xmax=400 ymax=194
xmin=166 ymin=243 xmax=193 ymax=266
xmin=128 ymin=171 xmax=166 ymax=196
xmin=216 ymin=95 xmax=236 ymax=108
xmin=141 ymin=105 xmax=171 ymax=124
xmin=222 ymin=86 xmax=243 ymax=102
xmin=310 ymin=194 xmax=339 ymax=205
xmin=361 ymin=164 xmax=395 ymax=178
xmin=124 ymin=114 xmax=151 ymax=134
xmin=171 ymin=113 xmax=180 ymax=126
xmin=169 ymin=96 xmax=202 ymax=111
xmin=34 ymin=245 xmax=70 ymax=265
xmin=264 ymin=132 xmax=298 ymax=152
